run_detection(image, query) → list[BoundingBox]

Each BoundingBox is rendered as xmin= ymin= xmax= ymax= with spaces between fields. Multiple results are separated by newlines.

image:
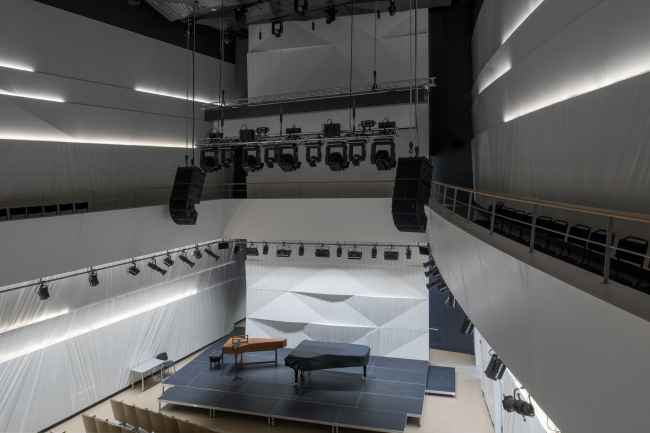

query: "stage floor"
xmin=159 ymin=328 xmax=430 ymax=433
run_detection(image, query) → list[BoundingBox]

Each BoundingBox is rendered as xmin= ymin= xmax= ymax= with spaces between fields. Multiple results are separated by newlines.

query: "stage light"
xmin=423 ymin=259 xmax=435 ymax=268
xmin=446 ymin=293 xmax=458 ymax=308
xmin=276 ymin=243 xmax=292 ymax=258
xmin=299 ymin=243 xmax=305 ymax=256
xmin=278 ymin=145 xmax=301 ymax=172
xmin=88 ymin=269 xmax=99 ymax=287
xmin=163 ymin=252 xmax=175 ymax=267
xmin=224 ymin=29 xmax=235 ymax=45
xmin=502 ymin=389 xmax=535 ymax=421
xmin=127 ymin=261 xmax=140 ymax=276
xmin=406 ymin=247 xmax=412 ymax=259
xmin=384 ymin=247 xmax=399 ymax=261
xmin=36 ymin=281 xmax=50 ymax=301
xmin=315 ymin=244 xmax=330 ymax=258
xmin=372 ymin=245 xmax=377 ymax=258
xmin=419 ymin=246 xmax=430 ymax=256
xmin=437 ymin=283 xmax=449 ymax=293
xmin=294 ymin=0 xmax=308 ymax=15
xmin=370 ymin=139 xmax=396 ymax=171
xmin=424 ymin=269 xmax=439 ymax=278
xmin=204 ymin=245 xmax=219 ymax=261
xmin=426 ymin=281 xmax=436 ymax=290
xmin=460 ymin=316 xmax=474 ymax=335
xmin=263 ymin=243 xmax=269 ymax=255
xmin=179 ymin=251 xmax=196 ymax=268
xmin=148 ymin=258 xmax=167 ymax=276
xmin=272 ymin=18 xmax=283 ymax=38
xmin=348 ymin=246 xmax=362 ymax=260
xmin=242 ymin=147 xmax=264 ymax=173
xmin=325 ymin=7 xmax=337 ymax=25
xmin=218 ymin=242 xmax=229 ymax=250
xmin=306 ymin=144 xmax=322 ymax=167
xmin=388 ymin=0 xmax=397 ymax=16
xmin=193 ymin=246 xmax=203 ymax=260
xmin=336 ymin=243 xmax=343 ymax=257
xmin=349 ymin=142 xmax=366 ymax=167
xmin=234 ymin=244 xmax=240 ymax=254
xmin=235 ymin=5 xmax=247 ymax=23
xmin=485 ymin=351 xmax=506 ymax=381
xmin=244 ymin=243 xmax=260 ymax=257
xmin=326 ymin=143 xmax=350 ymax=171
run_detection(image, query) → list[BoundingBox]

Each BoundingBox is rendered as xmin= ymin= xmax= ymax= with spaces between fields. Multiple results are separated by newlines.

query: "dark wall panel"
xmin=429 ymin=280 xmax=474 ymax=354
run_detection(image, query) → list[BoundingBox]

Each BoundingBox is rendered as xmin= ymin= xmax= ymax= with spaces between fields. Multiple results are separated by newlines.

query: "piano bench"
xmin=209 ymin=351 xmax=223 ymax=369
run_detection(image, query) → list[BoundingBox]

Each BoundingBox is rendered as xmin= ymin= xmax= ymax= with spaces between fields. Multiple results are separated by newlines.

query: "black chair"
xmin=156 ymin=352 xmax=176 ymax=378
xmin=609 ymin=236 xmax=648 ymax=287
xmin=209 ymin=350 xmax=223 ymax=370
xmin=514 ymin=212 xmax=534 ymax=244
xmin=75 ymin=202 xmax=89 ymax=213
xmin=537 ymin=219 xmax=569 ymax=255
xmin=500 ymin=208 xmax=517 ymax=234
xmin=0 ymin=208 xmax=7 ymax=220
xmin=475 ymin=202 xmax=505 ymax=230
xmin=43 ymin=204 xmax=58 ymax=215
xmin=530 ymin=216 xmax=553 ymax=248
xmin=27 ymin=205 xmax=43 ymax=218
xmin=59 ymin=203 xmax=74 ymax=214
xmin=9 ymin=207 xmax=26 ymax=220
xmin=577 ymin=229 xmax=616 ymax=275
xmin=559 ymin=224 xmax=592 ymax=263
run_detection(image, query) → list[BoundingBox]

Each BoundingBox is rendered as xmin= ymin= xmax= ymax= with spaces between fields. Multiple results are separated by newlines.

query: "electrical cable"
xmin=372 ymin=0 xmax=378 ymax=92
xmin=409 ymin=0 xmax=413 ymax=135
xmin=349 ymin=0 xmax=354 ymax=130
xmin=219 ymin=0 xmax=224 ymax=125
xmin=414 ymin=0 xmax=419 ymax=145
xmin=185 ymin=8 xmax=190 ymax=157
xmin=192 ymin=0 xmax=197 ymax=166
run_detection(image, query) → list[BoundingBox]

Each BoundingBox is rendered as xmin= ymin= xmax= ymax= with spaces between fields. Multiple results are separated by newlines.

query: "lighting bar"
xmin=384 ymin=248 xmax=399 ymax=260
xmin=147 ymin=258 xmax=167 ymax=276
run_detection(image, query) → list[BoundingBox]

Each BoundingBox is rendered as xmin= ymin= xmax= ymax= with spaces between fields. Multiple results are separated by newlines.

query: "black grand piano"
xmin=284 ymin=341 xmax=371 ymax=386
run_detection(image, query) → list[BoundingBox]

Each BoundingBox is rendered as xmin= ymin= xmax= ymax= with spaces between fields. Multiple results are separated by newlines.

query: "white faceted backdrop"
xmin=245 ymin=243 xmax=429 ymax=360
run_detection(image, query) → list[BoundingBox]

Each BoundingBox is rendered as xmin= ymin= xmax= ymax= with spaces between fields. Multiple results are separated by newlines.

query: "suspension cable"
xmin=414 ymin=0 xmax=419 ymax=144
xmin=409 ymin=0 xmax=413 ymax=135
xmin=349 ymin=0 xmax=355 ymax=130
xmin=219 ymin=0 xmax=224 ymax=118
xmin=192 ymin=0 xmax=197 ymax=166
xmin=373 ymin=0 xmax=377 ymax=91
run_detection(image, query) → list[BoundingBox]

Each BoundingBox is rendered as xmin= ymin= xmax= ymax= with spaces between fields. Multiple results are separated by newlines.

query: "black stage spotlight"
xmin=193 ymin=245 xmax=203 ymax=259
xmin=406 ymin=247 xmax=412 ymax=259
xmin=278 ymin=145 xmax=301 ymax=172
xmin=326 ymin=143 xmax=350 ymax=171
xmin=235 ymin=5 xmax=248 ymax=23
xmin=244 ymin=243 xmax=260 ymax=257
xmin=388 ymin=0 xmax=397 ymax=16
xmin=437 ymin=283 xmax=449 ymax=293
xmin=315 ymin=244 xmax=330 ymax=258
xmin=263 ymin=243 xmax=269 ymax=255
xmin=419 ymin=246 xmax=430 ymax=256
xmin=148 ymin=258 xmax=167 ymax=276
xmin=325 ymin=7 xmax=337 ymax=25
xmin=234 ymin=243 xmax=240 ymax=254
xmin=276 ymin=243 xmax=292 ymax=258
xmin=370 ymin=139 xmax=397 ymax=171
xmin=371 ymin=245 xmax=378 ymax=258
xmin=306 ymin=144 xmax=322 ymax=167
xmin=424 ymin=269 xmax=439 ymax=278
xmin=460 ymin=316 xmax=474 ymax=335
xmin=347 ymin=246 xmax=362 ymax=260
xmin=426 ymin=281 xmax=436 ymax=290
xmin=272 ymin=18 xmax=283 ymax=38
xmin=502 ymin=389 xmax=535 ymax=421
xmin=205 ymin=245 xmax=220 ymax=261
xmin=200 ymin=147 xmax=221 ymax=173
xmin=299 ymin=243 xmax=305 ymax=256
xmin=163 ymin=252 xmax=174 ymax=267
xmin=294 ymin=0 xmax=308 ymax=15
xmin=423 ymin=258 xmax=435 ymax=268
xmin=384 ymin=247 xmax=399 ymax=261
xmin=127 ymin=260 xmax=140 ymax=276
xmin=242 ymin=147 xmax=264 ymax=173
xmin=179 ymin=251 xmax=196 ymax=268
xmin=36 ymin=281 xmax=50 ymax=301
xmin=88 ymin=269 xmax=99 ymax=287
xmin=336 ymin=243 xmax=343 ymax=257
xmin=349 ymin=142 xmax=366 ymax=167
xmin=224 ymin=29 xmax=236 ymax=45
xmin=485 ymin=351 xmax=506 ymax=381
xmin=446 ymin=293 xmax=458 ymax=308
xmin=264 ymin=146 xmax=278 ymax=168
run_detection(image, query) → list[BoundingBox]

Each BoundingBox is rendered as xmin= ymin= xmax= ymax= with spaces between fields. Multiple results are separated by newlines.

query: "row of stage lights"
xmin=33 ymin=242 xmax=235 ymax=301
xmin=237 ymin=242 xmax=428 ymax=260
xmin=424 ymin=257 xmax=475 ymax=336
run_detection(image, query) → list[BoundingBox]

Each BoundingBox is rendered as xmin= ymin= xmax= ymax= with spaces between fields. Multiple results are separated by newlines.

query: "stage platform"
xmin=425 ymin=366 xmax=456 ymax=396
xmin=159 ymin=328 xmax=429 ymax=433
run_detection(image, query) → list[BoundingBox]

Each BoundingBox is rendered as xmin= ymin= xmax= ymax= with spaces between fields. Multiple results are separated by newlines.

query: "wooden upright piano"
xmin=222 ymin=335 xmax=287 ymax=370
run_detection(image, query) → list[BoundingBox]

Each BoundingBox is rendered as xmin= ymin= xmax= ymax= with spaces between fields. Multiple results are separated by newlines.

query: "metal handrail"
xmin=431 ymin=182 xmax=650 ymax=285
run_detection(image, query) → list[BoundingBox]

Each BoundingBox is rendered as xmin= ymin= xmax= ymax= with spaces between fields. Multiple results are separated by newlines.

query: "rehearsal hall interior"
xmin=2 ymin=1 xmax=650 ymax=433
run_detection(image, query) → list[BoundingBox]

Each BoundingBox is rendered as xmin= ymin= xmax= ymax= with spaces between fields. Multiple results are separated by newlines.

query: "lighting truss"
xmin=203 ymin=77 xmax=435 ymax=110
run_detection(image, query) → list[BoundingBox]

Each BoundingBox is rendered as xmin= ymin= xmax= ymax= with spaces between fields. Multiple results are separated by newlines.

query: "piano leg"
xmin=275 ymin=349 xmax=278 ymax=365
xmin=293 ymin=368 xmax=298 ymax=386
xmin=362 ymin=365 xmax=367 ymax=381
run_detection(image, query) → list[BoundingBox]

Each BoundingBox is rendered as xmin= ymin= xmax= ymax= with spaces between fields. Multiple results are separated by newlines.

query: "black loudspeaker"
xmin=485 ymin=353 xmax=506 ymax=381
xmin=170 ymin=166 xmax=206 ymax=225
xmin=392 ymin=157 xmax=432 ymax=233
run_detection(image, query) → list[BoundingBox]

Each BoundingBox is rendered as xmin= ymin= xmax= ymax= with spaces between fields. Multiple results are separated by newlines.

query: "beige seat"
xmin=94 ymin=417 xmax=110 ymax=433
xmin=81 ymin=413 xmax=99 ymax=433
xmin=107 ymin=422 xmax=122 ymax=433
xmin=192 ymin=423 xmax=213 ymax=433
xmin=149 ymin=409 xmax=167 ymax=433
xmin=177 ymin=418 xmax=194 ymax=433
xmin=162 ymin=413 xmax=180 ymax=433
xmin=135 ymin=406 xmax=153 ymax=432
xmin=120 ymin=427 xmax=134 ymax=433
xmin=110 ymin=399 xmax=127 ymax=425
xmin=122 ymin=403 xmax=139 ymax=430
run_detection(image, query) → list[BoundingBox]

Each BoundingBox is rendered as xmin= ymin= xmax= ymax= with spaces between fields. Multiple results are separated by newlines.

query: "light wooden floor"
xmin=55 ymin=347 xmax=493 ymax=433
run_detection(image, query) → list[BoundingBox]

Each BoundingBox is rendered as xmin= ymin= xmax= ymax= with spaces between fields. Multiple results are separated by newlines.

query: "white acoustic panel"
xmin=245 ymin=243 xmax=429 ymax=360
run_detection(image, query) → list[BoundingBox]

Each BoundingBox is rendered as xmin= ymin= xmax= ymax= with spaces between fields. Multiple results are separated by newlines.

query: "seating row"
xmin=475 ymin=202 xmax=649 ymax=288
xmin=0 ymin=202 xmax=89 ymax=220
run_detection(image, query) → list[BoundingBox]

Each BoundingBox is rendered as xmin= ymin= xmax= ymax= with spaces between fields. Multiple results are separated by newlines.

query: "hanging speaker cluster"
xmin=392 ymin=157 xmax=433 ymax=233
xmin=169 ymin=166 xmax=206 ymax=225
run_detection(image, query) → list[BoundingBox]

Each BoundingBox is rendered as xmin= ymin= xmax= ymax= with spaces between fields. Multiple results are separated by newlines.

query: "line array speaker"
xmin=169 ymin=166 xmax=206 ymax=225
xmin=391 ymin=157 xmax=432 ymax=233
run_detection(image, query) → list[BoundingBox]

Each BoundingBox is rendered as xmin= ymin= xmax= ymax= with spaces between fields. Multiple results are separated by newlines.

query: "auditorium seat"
xmin=75 ymin=202 xmax=89 ymax=213
xmin=120 ymin=427 xmax=134 ymax=433
xmin=27 ymin=205 xmax=43 ymax=218
xmin=0 ymin=208 xmax=6 ymax=220
xmin=135 ymin=406 xmax=153 ymax=432
xmin=474 ymin=201 xmax=505 ymax=229
xmin=177 ymin=418 xmax=194 ymax=433
xmin=43 ymin=204 xmax=58 ymax=216
xmin=163 ymin=413 xmax=180 ymax=432
xmin=576 ymin=229 xmax=615 ymax=275
xmin=59 ymin=203 xmax=74 ymax=214
xmin=81 ymin=414 xmax=98 ymax=433
xmin=609 ymin=236 xmax=648 ymax=287
xmin=192 ymin=423 xmax=212 ymax=433
xmin=559 ymin=224 xmax=592 ymax=263
xmin=122 ymin=403 xmax=139 ymax=431
xmin=9 ymin=206 xmax=26 ymax=220
xmin=149 ymin=409 xmax=167 ymax=433
xmin=107 ymin=422 xmax=122 ymax=433
xmin=94 ymin=417 xmax=110 ymax=433
xmin=109 ymin=399 xmax=127 ymax=426
xmin=537 ymin=219 xmax=568 ymax=254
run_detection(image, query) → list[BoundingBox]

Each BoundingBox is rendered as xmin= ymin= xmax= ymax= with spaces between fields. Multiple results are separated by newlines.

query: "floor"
xmin=54 ymin=347 xmax=493 ymax=433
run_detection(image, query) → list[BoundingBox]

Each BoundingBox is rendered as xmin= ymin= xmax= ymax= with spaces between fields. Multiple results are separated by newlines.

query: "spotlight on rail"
xmin=276 ymin=243 xmax=292 ymax=258
xmin=336 ymin=243 xmax=343 ymax=257
xmin=244 ymin=243 xmax=260 ymax=257
xmin=446 ymin=293 xmax=458 ymax=308
xmin=348 ymin=246 xmax=362 ymax=260
xmin=372 ymin=245 xmax=378 ymax=258
xmin=503 ymin=389 xmax=535 ymax=421
xmin=325 ymin=6 xmax=337 ymax=25
xmin=235 ymin=5 xmax=247 ymax=23
xmin=242 ymin=147 xmax=264 ymax=173
xmin=406 ymin=247 xmax=412 ymax=259
xmin=193 ymin=245 xmax=203 ymax=260
xmin=326 ymin=143 xmax=350 ymax=171
xmin=299 ymin=243 xmax=305 ymax=256
xmin=36 ymin=281 xmax=50 ymax=301
xmin=204 ymin=245 xmax=219 ymax=261
xmin=306 ymin=144 xmax=322 ymax=167
xmin=294 ymin=0 xmax=308 ymax=15
xmin=278 ymin=145 xmax=301 ymax=172
xmin=127 ymin=260 xmax=140 ymax=276
xmin=425 ymin=269 xmax=439 ymax=278
xmin=423 ymin=258 xmax=435 ymax=268
xmin=179 ymin=251 xmax=196 ymax=268
xmin=148 ymin=258 xmax=167 ymax=276
xmin=88 ymin=268 xmax=99 ymax=287
xmin=384 ymin=246 xmax=399 ymax=261
xmin=437 ymin=283 xmax=449 ymax=293
xmin=460 ymin=316 xmax=474 ymax=335
xmin=263 ymin=243 xmax=269 ymax=255
xmin=371 ymin=139 xmax=397 ymax=171
xmin=485 ymin=351 xmax=506 ymax=381
xmin=234 ymin=243 xmax=240 ymax=254
xmin=388 ymin=0 xmax=397 ymax=16
xmin=163 ymin=252 xmax=174 ymax=267
xmin=224 ymin=29 xmax=236 ymax=45
xmin=426 ymin=281 xmax=436 ymax=290
xmin=315 ymin=244 xmax=330 ymax=258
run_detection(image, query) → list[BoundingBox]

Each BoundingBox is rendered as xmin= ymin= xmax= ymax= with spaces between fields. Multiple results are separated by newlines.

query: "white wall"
xmin=427 ymin=203 xmax=650 ymax=433
xmin=245 ymin=242 xmax=429 ymax=360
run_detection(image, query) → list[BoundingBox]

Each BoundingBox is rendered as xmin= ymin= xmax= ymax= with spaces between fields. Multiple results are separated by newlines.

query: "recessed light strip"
xmin=135 ymin=87 xmax=212 ymax=104
xmin=0 ymin=90 xmax=64 ymax=103
xmin=0 ymin=62 xmax=34 ymax=72
xmin=0 ymin=134 xmax=188 ymax=148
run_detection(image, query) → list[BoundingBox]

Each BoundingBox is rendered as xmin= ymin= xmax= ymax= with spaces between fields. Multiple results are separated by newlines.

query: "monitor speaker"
xmin=392 ymin=157 xmax=432 ymax=233
xmin=170 ymin=166 xmax=206 ymax=225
